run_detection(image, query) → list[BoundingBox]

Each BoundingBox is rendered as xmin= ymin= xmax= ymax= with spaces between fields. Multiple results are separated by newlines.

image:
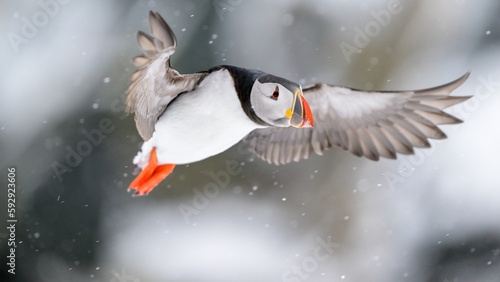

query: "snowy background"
xmin=1 ymin=0 xmax=500 ymax=281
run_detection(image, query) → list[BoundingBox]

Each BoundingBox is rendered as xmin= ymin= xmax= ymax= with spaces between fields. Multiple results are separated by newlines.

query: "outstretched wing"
xmin=243 ymin=73 xmax=471 ymax=165
xmin=126 ymin=11 xmax=207 ymax=140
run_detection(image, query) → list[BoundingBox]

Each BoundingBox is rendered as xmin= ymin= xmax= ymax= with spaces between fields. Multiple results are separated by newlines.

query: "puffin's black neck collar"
xmin=210 ymin=65 xmax=271 ymax=126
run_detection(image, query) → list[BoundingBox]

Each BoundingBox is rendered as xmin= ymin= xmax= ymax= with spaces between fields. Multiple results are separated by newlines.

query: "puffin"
xmin=126 ymin=11 xmax=470 ymax=196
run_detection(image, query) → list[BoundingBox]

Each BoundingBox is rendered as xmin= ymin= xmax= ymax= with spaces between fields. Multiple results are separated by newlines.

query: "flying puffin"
xmin=126 ymin=11 xmax=470 ymax=196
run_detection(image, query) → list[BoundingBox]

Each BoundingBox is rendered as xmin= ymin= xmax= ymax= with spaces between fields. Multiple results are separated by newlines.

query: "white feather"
xmin=134 ymin=69 xmax=263 ymax=167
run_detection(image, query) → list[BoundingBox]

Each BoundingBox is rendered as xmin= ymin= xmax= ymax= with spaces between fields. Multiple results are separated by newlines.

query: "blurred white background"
xmin=1 ymin=0 xmax=500 ymax=281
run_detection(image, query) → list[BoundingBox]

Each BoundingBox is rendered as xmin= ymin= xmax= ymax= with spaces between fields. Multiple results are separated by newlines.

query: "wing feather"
xmin=357 ymin=128 xmax=379 ymax=161
xmin=243 ymin=72 xmax=470 ymax=164
xmin=369 ymin=126 xmax=397 ymax=159
xmin=136 ymin=31 xmax=158 ymax=58
xmin=379 ymin=120 xmax=414 ymax=154
xmin=126 ymin=11 xmax=207 ymax=140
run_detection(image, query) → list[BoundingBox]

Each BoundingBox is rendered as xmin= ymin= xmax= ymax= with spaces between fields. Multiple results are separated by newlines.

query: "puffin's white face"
xmin=250 ymin=75 xmax=314 ymax=128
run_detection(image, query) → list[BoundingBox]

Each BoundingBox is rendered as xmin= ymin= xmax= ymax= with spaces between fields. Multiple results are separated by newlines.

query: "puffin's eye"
xmin=270 ymin=86 xmax=279 ymax=101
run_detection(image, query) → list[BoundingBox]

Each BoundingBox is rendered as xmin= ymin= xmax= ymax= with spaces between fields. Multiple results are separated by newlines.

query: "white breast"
xmin=133 ymin=69 xmax=263 ymax=167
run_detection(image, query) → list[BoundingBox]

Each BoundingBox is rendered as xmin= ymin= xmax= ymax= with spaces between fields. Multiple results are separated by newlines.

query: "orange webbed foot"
xmin=129 ymin=147 xmax=175 ymax=196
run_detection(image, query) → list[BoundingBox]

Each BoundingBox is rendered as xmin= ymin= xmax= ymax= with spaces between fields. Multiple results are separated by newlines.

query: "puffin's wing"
xmin=126 ymin=11 xmax=207 ymax=141
xmin=243 ymin=73 xmax=471 ymax=165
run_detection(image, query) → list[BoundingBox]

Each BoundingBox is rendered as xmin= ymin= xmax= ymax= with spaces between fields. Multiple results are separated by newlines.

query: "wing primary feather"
xmin=413 ymin=95 xmax=472 ymax=110
xmin=379 ymin=121 xmax=414 ymax=154
xmin=279 ymin=137 xmax=287 ymax=165
xmin=388 ymin=115 xmax=428 ymax=141
xmin=346 ymin=129 xmax=363 ymax=157
xmin=132 ymin=56 xmax=150 ymax=69
xmin=413 ymin=72 xmax=470 ymax=96
xmin=404 ymin=101 xmax=442 ymax=113
xmin=130 ymin=70 xmax=142 ymax=82
xmin=136 ymin=31 xmax=157 ymax=58
xmin=153 ymin=38 xmax=165 ymax=52
xmin=310 ymin=129 xmax=322 ymax=155
xmin=292 ymin=131 xmax=304 ymax=162
xmin=272 ymin=142 xmax=281 ymax=165
xmin=369 ymin=126 xmax=397 ymax=159
xmin=392 ymin=123 xmax=430 ymax=148
xmin=338 ymin=126 xmax=350 ymax=150
xmin=150 ymin=11 xmax=177 ymax=49
xmin=404 ymin=117 xmax=447 ymax=139
xmin=135 ymin=11 xmax=178 ymax=61
xmin=327 ymin=129 xmax=343 ymax=148
xmin=284 ymin=129 xmax=297 ymax=164
xmin=357 ymin=128 xmax=379 ymax=160
xmin=414 ymin=110 xmax=463 ymax=125
xmin=426 ymin=96 xmax=471 ymax=109
xmin=398 ymin=108 xmax=435 ymax=126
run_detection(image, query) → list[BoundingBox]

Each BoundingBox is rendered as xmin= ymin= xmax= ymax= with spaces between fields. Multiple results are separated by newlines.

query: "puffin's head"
xmin=250 ymin=74 xmax=314 ymax=128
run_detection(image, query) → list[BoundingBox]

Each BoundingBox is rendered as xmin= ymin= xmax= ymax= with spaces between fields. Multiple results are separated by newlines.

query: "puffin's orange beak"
xmin=289 ymin=89 xmax=314 ymax=128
